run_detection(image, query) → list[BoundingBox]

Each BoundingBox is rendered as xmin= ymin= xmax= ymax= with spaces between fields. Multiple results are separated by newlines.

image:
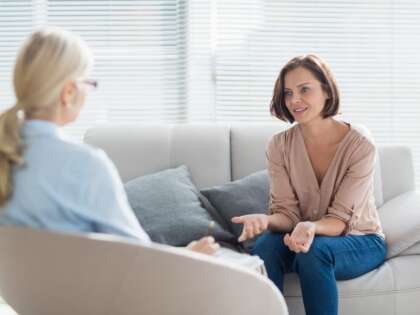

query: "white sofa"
xmin=1 ymin=123 xmax=418 ymax=315
xmin=83 ymin=123 xmax=420 ymax=315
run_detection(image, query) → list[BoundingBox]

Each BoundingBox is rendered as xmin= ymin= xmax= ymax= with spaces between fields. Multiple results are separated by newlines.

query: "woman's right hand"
xmin=231 ymin=214 xmax=269 ymax=242
xmin=186 ymin=236 xmax=220 ymax=255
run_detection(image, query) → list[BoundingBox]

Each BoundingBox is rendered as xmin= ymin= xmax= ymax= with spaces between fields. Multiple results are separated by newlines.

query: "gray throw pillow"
xmin=125 ymin=165 xmax=235 ymax=246
xmin=201 ymin=170 xmax=270 ymax=251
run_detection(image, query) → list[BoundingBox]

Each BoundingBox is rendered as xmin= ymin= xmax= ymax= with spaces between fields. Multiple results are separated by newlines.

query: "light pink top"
xmin=266 ymin=123 xmax=384 ymax=238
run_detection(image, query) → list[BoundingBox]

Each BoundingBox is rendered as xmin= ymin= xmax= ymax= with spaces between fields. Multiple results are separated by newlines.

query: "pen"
xmin=207 ymin=220 xmax=215 ymax=237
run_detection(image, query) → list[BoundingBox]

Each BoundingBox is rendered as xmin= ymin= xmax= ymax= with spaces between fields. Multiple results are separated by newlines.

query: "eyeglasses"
xmin=78 ymin=79 xmax=98 ymax=91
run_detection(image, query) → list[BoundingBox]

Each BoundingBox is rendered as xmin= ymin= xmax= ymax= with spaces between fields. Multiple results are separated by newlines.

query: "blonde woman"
xmin=0 ymin=27 xmax=217 ymax=255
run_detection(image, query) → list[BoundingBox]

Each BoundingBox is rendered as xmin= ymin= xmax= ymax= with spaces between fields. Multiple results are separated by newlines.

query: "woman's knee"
xmin=295 ymin=237 xmax=333 ymax=268
xmin=252 ymin=232 xmax=285 ymax=258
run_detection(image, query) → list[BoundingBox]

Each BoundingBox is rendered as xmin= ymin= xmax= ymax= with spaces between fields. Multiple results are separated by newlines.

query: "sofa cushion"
xmin=201 ymin=170 xmax=269 ymax=251
xmin=125 ymin=165 xmax=235 ymax=246
xmin=379 ymin=191 xmax=420 ymax=259
xmin=399 ymin=241 xmax=420 ymax=256
xmin=283 ymin=259 xmax=394 ymax=298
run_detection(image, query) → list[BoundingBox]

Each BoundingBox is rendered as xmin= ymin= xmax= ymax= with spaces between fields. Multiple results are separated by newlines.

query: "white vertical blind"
xmin=186 ymin=0 xmax=216 ymax=121
xmin=0 ymin=1 xmax=33 ymax=109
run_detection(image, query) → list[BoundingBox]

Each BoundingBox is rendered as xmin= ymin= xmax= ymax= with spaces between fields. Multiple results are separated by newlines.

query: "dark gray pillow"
xmin=201 ymin=170 xmax=270 ymax=250
xmin=125 ymin=165 xmax=235 ymax=246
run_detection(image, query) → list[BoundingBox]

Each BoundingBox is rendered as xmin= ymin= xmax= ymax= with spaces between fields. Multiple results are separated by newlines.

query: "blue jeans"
xmin=252 ymin=232 xmax=387 ymax=315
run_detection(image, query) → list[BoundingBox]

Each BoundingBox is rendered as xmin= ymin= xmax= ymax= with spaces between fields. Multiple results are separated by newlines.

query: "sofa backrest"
xmin=84 ymin=123 xmax=415 ymax=206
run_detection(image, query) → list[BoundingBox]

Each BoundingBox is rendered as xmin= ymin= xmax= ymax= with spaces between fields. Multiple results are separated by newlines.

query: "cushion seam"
xmin=284 ymin=286 xmax=420 ymax=298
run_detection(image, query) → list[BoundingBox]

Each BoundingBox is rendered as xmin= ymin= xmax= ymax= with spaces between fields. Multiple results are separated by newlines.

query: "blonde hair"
xmin=0 ymin=26 xmax=93 ymax=206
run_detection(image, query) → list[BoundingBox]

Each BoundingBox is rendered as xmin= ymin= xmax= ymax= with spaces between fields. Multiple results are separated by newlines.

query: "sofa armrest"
xmin=379 ymin=190 xmax=420 ymax=259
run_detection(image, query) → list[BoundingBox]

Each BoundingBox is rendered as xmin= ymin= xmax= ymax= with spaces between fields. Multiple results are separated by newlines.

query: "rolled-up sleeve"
xmin=326 ymin=139 xmax=376 ymax=228
xmin=266 ymin=135 xmax=301 ymax=227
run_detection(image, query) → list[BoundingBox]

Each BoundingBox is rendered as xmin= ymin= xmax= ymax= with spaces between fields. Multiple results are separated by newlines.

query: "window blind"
xmin=189 ymin=0 xmax=420 ymax=186
xmin=0 ymin=0 xmax=419 ymax=186
xmin=0 ymin=0 xmax=188 ymax=140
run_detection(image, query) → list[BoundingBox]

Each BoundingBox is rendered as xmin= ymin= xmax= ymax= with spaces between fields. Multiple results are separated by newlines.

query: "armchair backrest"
xmin=0 ymin=227 xmax=287 ymax=315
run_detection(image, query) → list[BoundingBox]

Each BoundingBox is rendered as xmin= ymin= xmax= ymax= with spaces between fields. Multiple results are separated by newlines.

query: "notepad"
xmin=214 ymin=247 xmax=267 ymax=276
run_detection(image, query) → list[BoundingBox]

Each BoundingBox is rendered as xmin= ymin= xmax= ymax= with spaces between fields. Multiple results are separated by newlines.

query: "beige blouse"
xmin=266 ymin=123 xmax=384 ymax=238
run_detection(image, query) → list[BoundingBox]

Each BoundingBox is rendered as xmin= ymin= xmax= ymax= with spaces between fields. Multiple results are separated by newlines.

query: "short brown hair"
xmin=270 ymin=54 xmax=340 ymax=123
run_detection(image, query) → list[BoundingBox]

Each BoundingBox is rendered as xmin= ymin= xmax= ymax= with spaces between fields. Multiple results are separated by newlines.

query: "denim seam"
xmin=325 ymin=241 xmax=386 ymax=258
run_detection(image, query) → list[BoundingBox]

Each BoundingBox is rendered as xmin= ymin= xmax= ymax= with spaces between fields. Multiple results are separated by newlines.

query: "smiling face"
xmin=284 ymin=66 xmax=330 ymax=124
xmin=270 ymin=54 xmax=340 ymax=123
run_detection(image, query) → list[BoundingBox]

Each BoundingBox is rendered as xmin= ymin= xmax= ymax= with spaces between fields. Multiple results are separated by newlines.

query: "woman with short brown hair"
xmin=232 ymin=54 xmax=386 ymax=315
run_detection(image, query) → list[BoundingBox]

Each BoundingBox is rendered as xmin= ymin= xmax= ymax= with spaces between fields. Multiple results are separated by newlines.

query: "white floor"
xmin=0 ymin=297 xmax=17 ymax=315
xmin=0 ymin=304 xmax=17 ymax=315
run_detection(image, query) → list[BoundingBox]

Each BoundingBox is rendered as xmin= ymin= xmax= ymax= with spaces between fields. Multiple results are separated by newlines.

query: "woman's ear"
xmin=59 ymin=81 xmax=76 ymax=108
xmin=323 ymin=88 xmax=331 ymax=100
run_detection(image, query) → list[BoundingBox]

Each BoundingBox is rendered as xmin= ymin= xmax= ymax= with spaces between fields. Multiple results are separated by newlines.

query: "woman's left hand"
xmin=284 ymin=221 xmax=316 ymax=253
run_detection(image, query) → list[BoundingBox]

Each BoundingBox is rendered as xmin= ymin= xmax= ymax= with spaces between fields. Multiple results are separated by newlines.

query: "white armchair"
xmin=0 ymin=227 xmax=287 ymax=315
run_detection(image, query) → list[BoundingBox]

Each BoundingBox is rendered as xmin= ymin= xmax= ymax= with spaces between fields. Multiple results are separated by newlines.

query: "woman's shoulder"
xmin=348 ymin=124 xmax=376 ymax=152
xmin=59 ymin=138 xmax=104 ymax=159
xmin=267 ymin=124 xmax=299 ymax=151
xmin=59 ymin=139 xmax=113 ymax=173
xmin=341 ymin=124 xmax=377 ymax=165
